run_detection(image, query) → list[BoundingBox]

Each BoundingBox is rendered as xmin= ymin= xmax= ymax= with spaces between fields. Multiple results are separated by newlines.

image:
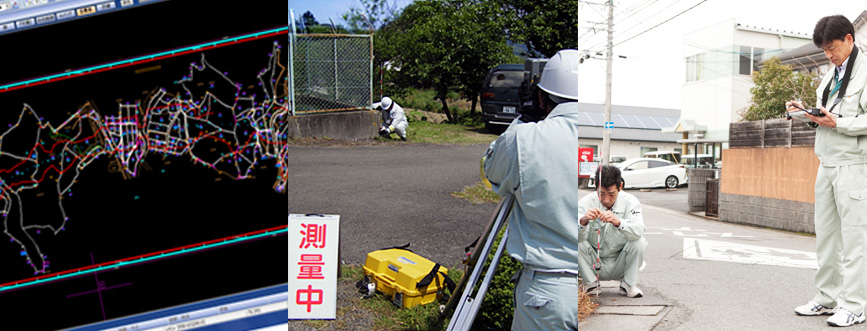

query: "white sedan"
xmin=591 ymin=158 xmax=687 ymax=189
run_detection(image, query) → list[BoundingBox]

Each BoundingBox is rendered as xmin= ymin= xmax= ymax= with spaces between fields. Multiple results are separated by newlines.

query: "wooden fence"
xmin=720 ymin=147 xmax=818 ymax=203
xmin=725 ymin=118 xmax=819 ymax=202
xmin=718 ymin=119 xmax=819 ymax=234
xmin=729 ymin=118 xmax=816 ymax=149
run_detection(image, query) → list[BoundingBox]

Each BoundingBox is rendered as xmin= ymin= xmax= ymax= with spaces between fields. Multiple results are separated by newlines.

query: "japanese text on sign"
xmin=289 ymin=214 xmax=340 ymax=320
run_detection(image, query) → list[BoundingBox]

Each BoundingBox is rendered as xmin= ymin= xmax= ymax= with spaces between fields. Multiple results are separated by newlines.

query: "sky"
xmin=289 ymin=0 xmax=867 ymax=110
xmin=289 ymin=0 xmax=414 ymax=29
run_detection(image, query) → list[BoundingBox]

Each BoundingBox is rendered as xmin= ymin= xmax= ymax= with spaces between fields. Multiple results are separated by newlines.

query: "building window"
xmin=685 ymin=53 xmax=705 ymax=82
xmin=640 ymin=147 xmax=657 ymax=156
xmin=739 ymin=46 xmax=764 ymax=75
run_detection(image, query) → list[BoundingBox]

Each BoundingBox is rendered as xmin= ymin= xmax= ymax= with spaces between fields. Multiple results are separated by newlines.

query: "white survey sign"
xmin=683 ymin=238 xmax=818 ymax=269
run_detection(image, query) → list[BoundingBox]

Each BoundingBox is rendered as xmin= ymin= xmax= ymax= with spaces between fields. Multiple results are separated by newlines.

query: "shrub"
xmin=471 ymin=225 xmax=521 ymax=331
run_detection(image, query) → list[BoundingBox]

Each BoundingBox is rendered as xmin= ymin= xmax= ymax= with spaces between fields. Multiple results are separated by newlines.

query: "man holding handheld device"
xmin=787 ymin=15 xmax=867 ymax=327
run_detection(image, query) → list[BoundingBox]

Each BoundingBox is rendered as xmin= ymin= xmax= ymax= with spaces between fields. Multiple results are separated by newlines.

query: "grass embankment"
xmin=389 ymin=110 xmax=495 ymax=144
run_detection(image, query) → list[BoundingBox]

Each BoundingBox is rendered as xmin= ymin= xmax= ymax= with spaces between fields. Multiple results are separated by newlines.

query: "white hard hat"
xmin=381 ymin=97 xmax=393 ymax=110
xmin=537 ymin=49 xmax=580 ymax=101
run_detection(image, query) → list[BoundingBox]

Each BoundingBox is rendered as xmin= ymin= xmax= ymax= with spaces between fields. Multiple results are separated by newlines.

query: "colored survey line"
xmin=0 ymin=26 xmax=289 ymax=93
xmin=0 ymin=224 xmax=288 ymax=293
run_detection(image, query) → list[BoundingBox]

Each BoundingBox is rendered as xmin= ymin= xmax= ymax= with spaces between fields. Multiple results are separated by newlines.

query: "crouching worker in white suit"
xmin=577 ymin=164 xmax=648 ymax=298
xmin=379 ymin=97 xmax=408 ymax=141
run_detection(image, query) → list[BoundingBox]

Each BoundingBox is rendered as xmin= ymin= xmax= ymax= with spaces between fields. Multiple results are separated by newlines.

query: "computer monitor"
xmin=0 ymin=1 xmax=288 ymax=329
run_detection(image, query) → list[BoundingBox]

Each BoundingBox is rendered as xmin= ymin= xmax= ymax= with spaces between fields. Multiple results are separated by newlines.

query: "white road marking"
xmin=683 ymin=238 xmax=818 ymax=269
xmin=673 ymin=231 xmax=707 ymax=237
xmin=646 ymin=226 xmax=754 ymax=238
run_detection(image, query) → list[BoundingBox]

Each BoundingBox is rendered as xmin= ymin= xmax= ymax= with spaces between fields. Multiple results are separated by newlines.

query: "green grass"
xmin=337 ymin=264 xmax=465 ymax=331
xmin=395 ymin=117 xmax=494 ymax=144
xmin=452 ymin=182 xmax=500 ymax=205
xmin=341 ymin=263 xmax=365 ymax=279
xmin=394 ymin=88 xmax=443 ymax=112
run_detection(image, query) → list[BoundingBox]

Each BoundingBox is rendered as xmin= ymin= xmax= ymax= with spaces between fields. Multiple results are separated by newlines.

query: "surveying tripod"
xmin=441 ymin=194 xmax=514 ymax=330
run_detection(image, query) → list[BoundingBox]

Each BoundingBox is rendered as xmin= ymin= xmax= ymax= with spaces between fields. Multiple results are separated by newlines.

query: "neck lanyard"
xmin=822 ymin=46 xmax=859 ymax=113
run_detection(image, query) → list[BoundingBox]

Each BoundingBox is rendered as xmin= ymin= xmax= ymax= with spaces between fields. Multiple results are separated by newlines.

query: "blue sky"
xmin=289 ymin=0 xmax=414 ymax=28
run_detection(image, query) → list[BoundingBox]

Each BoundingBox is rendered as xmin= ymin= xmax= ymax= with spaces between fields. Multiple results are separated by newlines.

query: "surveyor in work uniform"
xmin=380 ymin=97 xmax=408 ymax=141
xmin=787 ymin=15 xmax=867 ymax=327
xmin=483 ymin=49 xmax=584 ymax=331
xmin=577 ymin=165 xmax=647 ymax=298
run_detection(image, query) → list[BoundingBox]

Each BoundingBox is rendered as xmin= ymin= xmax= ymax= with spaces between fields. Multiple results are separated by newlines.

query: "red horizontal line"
xmin=0 ymin=29 xmax=287 ymax=94
xmin=0 ymin=224 xmax=288 ymax=288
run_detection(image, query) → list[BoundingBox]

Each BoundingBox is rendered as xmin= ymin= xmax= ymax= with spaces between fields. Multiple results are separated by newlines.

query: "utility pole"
xmin=602 ymin=0 xmax=613 ymax=166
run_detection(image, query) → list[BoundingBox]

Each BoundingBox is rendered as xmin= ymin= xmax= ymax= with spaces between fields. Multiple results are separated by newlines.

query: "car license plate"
xmin=502 ymin=106 xmax=515 ymax=113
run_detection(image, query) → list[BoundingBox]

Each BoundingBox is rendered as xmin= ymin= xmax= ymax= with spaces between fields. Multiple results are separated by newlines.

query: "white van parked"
xmin=643 ymin=151 xmax=681 ymax=164
xmin=681 ymin=154 xmax=716 ymax=169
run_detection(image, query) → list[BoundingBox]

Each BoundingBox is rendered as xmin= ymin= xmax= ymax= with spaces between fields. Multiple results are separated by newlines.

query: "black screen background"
xmin=0 ymin=1 xmax=287 ymax=329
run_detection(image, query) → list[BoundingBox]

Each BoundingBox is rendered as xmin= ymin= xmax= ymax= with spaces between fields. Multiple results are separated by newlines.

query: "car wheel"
xmin=665 ymin=176 xmax=678 ymax=188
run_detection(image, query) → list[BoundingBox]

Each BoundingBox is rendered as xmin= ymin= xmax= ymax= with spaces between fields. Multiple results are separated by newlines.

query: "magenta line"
xmin=66 ymin=282 xmax=133 ymax=299
xmin=91 ymin=253 xmax=106 ymax=320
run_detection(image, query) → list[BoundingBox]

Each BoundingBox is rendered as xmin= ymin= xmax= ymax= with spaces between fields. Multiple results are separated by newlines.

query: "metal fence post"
xmin=369 ymin=34 xmax=373 ymax=108
xmin=288 ymin=9 xmax=296 ymax=116
xmin=334 ymin=38 xmax=339 ymax=101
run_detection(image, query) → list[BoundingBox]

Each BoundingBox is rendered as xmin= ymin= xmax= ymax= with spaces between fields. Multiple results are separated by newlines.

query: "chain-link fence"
xmin=289 ymin=33 xmax=372 ymax=115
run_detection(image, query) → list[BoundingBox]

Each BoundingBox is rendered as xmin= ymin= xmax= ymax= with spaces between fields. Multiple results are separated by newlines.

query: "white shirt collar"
xmin=836 ymin=55 xmax=850 ymax=81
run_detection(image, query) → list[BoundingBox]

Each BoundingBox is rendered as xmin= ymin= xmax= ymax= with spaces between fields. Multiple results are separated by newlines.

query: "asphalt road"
xmin=580 ymin=186 xmax=690 ymax=214
xmin=289 ymin=142 xmax=823 ymax=330
xmin=288 ymin=143 xmax=499 ymax=269
xmin=288 ymin=142 xmax=693 ymax=269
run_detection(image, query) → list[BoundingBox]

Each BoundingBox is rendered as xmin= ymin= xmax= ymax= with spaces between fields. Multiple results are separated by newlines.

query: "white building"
xmin=671 ymin=18 xmax=813 ymax=145
xmin=770 ymin=11 xmax=867 ymax=76
xmin=571 ymin=102 xmax=683 ymax=161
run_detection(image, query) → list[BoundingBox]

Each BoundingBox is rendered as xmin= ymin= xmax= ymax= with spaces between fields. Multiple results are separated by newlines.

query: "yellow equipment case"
xmin=363 ymin=248 xmax=455 ymax=308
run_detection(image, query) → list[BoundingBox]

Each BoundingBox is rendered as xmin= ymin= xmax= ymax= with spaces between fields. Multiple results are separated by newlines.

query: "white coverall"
xmin=384 ymin=102 xmax=408 ymax=139
xmin=576 ymin=191 xmax=647 ymax=288
xmin=483 ymin=102 xmax=582 ymax=331
xmin=808 ymin=48 xmax=867 ymax=315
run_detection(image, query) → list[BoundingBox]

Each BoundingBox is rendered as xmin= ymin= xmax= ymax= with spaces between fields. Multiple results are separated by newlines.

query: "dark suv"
xmin=481 ymin=64 xmax=524 ymax=133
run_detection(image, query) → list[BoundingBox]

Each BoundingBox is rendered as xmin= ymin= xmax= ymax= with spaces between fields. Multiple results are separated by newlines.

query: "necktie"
xmin=830 ymin=68 xmax=842 ymax=97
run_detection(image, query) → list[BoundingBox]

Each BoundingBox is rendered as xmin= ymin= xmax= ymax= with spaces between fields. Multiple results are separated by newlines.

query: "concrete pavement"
xmin=579 ymin=198 xmax=827 ymax=330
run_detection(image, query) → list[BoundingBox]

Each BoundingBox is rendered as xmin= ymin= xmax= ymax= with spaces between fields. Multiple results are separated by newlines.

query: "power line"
xmin=584 ymin=0 xmax=682 ymax=51
xmin=611 ymin=0 xmax=687 ymax=40
xmin=612 ymin=0 xmax=707 ymax=48
xmin=584 ymin=0 xmax=696 ymax=53
xmin=611 ymin=0 xmax=663 ymax=28
xmin=586 ymin=0 xmax=708 ymax=52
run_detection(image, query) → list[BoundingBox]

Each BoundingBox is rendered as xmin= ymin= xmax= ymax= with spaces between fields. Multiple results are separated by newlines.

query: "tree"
xmin=376 ymin=0 xmax=515 ymax=122
xmin=302 ymin=11 xmax=318 ymax=29
xmin=741 ymin=57 xmax=820 ymax=121
xmin=343 ymin=0 xmax=400 ymax=33
xmin=452 ymin=1 xmax=519 ymax=114
xmin=500 ymin=0 xmax=579 ymax=58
